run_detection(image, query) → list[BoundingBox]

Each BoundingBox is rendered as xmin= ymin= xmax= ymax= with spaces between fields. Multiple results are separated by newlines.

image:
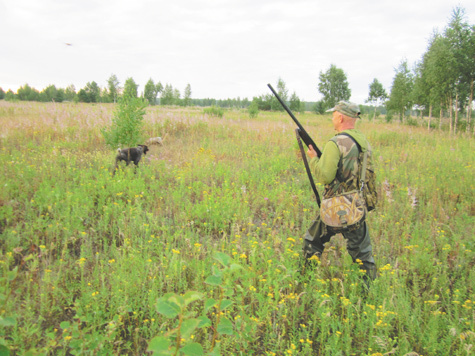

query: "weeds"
xmin=0 ymin=101 xmax=473 ymax=355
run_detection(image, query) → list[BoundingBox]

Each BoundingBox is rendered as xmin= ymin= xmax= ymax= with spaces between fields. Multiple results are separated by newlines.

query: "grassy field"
xmin=0 ymin=101 xmax=473 ymax=356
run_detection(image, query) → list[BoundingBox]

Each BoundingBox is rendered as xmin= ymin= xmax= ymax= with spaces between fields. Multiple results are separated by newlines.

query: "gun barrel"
xmin=267 ymin=84 xmax=321 ymax=157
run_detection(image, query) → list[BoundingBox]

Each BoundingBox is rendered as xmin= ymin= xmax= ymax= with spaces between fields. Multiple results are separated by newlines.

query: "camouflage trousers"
xmin=302 ymin=217 xmax=377 ymax=281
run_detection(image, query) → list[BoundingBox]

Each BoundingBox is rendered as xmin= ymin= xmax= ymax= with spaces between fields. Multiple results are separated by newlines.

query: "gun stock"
xmin=267 ymin=84 xmax=322 ymax=157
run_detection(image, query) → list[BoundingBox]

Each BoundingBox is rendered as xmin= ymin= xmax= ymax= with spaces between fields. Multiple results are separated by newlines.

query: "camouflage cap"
xmin=326 ymin=101 xmax=361 ymax=118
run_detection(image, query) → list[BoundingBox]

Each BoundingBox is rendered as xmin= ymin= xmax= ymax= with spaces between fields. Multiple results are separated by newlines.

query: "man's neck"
xmin=337 ymin=124 xmax=355 ymax=132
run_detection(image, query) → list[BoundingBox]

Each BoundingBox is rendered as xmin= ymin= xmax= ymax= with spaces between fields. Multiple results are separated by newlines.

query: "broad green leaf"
xmin=0 ymin=317 xmax=16 ymax=327
xmin=220 ymin=299 xmax=233 ymax=311
xmin=180 ymin=318 xmax=200 ymax=339
xmin=24 ymin=351 xmax=41 ymax=356
xmin=181 ymin=342 xmax=204 ymax=356
xmin=0 ymin=345 xmax=9 ymax=356
xmin=7 ymin=267 xmax=18 ymax=282
xmin=223 ymin=288 xmax=234 ymax=297
xmin=147 ymin=336 xmax=172 ymax=355
xmin=213 ymin=252 xmax=231 ymax=267
xmin=217 ymin=317 xmax=233 ymax=335
xmin=205 ymin=274 xmax=222 ymax=286
xmin=184 ymin=291 xmax=203 ymax=306
xmin=60 ymin=321 xmax=70 ymax=330
xmin=197 ymin=316 xmax=211 ymax=328
xmin=155 ymin=299 xmax=180 ymax=319
xmin=204 ymin=298 xmax=217 ymax=312
xmin=211 ymin=265 xmax=224 ymax=277
xmin=168 ymin=294 xmax=185 ymax=309
xmin=229 ymin=263 xmax=243 ymax=272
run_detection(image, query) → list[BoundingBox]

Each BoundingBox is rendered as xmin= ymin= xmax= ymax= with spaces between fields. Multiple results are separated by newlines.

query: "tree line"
xmin=0 ymin=76 xmax=192 ymax=107
xmin=1 ymin=7 xmax=472 ymax=132
xmin=382 ymin=7 xmax=474 ymax=133
xmin=306 ymin=7 xmax=474 ymax=134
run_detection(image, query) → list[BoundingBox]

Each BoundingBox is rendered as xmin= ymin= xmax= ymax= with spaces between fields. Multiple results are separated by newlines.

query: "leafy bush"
xmin=248 ymin=101 xmax=259 ymax=118
xmin=101 ymin=95 xmax=147 ymax=148
xmin=385 ymin=110 xmax=393 ymax=122
xmin=406 ymin=116 xmax=419 ymax=127
xmin=313 ymin=101 xmax=326 ymax=115
xmin=203 ymin=106 xmax=224 ymax=118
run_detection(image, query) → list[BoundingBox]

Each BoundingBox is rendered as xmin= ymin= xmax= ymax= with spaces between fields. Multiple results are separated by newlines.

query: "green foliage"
xmin=183 ymin=84 xmax=192 ymax=107
xmin=386 ymin=60 xmax=414 ymax=121
xmin=247 ymin=101 xmax=259 ymax=118
xmin=150 ymin=291 xmax=205 ymax=355
xmin=144 ymin=79 xmax=163 ymax=105
xmin=4 ymin=90 xmax=15 ymax=101
xmin=64 ymin=85 xmax=77 ymax=102
xmin=148 ymin=253 xmax=242 ymax=355
xmin=161 ymin=84 xmax=180 ymax=106
xmin=318 ymin=64 xmax=351 ymax=108
xmin=289 ymin=91 xmax=301 ymax=113
xmin=405 ymin=115 xmax=419 ymax=126
xmin=367 ymin=79 xmax=388 ymax=120
xmin=1 ymin=103 xmax=474 ymax=355
xmin=385 ymin=110 xmax=393 ymax=122
xmin=106 ymin=74 xmax=120 ymax=103
xmin=38 ymin=85 xmax=64 ymax=103
xmin=101 ymin=95 xmax=147 ymax=148
xmin=123 ymin=77 xmax=138 ymax=99
xmin=418 ymin=34 xmax=454 ymax=112
xmin=270 ymin=78 xmax=288 ymax=111
xmin=17 ymin=84 xmax=39 ymax=101
xmin=411 ymin=6 xmax=474 ymax=133
xmin=203 ymin=106 xmax=224 ymax=118
xmin=0 ymin=266 xmax=18 ymax=356
xmin=367 ymin=78 xmax=388 ymax=106
xmin=313 ymin=100 xmax=326 ymax=114
xmin=78 ymin=81 xmax=101 ymax=103
xmin=252 ymin=94 xmax=272 ymax=111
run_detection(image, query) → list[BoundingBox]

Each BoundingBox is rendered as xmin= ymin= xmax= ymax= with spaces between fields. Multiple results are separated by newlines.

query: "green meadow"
xmin=0 ymin=101 xmax=473 ymax=356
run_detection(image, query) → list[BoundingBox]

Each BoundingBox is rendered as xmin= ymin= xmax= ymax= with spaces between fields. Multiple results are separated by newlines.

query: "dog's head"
xmin=138 ymin=144 xmax=149 ymax=155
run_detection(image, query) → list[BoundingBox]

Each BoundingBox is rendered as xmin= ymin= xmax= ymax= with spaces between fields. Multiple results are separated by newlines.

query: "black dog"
xmin=114 ymin=144 xmax=149 ymax=173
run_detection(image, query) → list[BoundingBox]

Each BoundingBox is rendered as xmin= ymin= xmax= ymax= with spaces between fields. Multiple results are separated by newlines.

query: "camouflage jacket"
xmin=322 ymin=132 xmax=373 ymax=200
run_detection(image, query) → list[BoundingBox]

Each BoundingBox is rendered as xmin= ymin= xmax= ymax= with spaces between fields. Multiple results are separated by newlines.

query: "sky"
xmin=1 ymin=0 xmax=474 ymax=104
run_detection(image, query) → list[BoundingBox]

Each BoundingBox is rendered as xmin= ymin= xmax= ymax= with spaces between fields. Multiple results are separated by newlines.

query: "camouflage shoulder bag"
xmin=319 ymin=149 xmax=369 ymax=229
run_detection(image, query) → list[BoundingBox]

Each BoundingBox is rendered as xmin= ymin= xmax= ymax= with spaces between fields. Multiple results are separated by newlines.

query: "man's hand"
xmin=307 ymin=145 xmax=318 ymax=158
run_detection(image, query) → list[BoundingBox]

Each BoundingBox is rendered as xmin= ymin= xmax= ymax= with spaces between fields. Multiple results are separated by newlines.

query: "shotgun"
xmin=267 ymin=83 xmax=321 ymax=206
xmin=267 ymin=83 xmax=322 ymax=157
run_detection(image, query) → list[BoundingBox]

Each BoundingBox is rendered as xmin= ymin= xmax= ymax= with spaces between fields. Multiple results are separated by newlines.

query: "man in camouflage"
xmin=303 ymin=101 xmax=377 ymax=281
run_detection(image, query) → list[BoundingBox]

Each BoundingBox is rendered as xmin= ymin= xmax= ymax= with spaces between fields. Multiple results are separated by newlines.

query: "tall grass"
xmin=0 ymin=101 xmax=473 ymax=355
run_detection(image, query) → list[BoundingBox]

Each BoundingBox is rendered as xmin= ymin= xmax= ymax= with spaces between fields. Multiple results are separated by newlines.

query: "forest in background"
xmin=0 ymin=7 xmax=474 ymax=133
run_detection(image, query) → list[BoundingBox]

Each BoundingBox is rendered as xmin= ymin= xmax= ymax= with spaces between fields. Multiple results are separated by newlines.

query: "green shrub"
xmin=406 ymin=116 xmax=419 ymax=127
xmin=248 ymin=102 xmax=259 ymax=118
xmin=385 ymin=111 xmax=393 ymax=122
xmin=203 ymin=106 xmax=224 ymax=118
xmin=101 ymin=94 xmax=147 ymax=148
